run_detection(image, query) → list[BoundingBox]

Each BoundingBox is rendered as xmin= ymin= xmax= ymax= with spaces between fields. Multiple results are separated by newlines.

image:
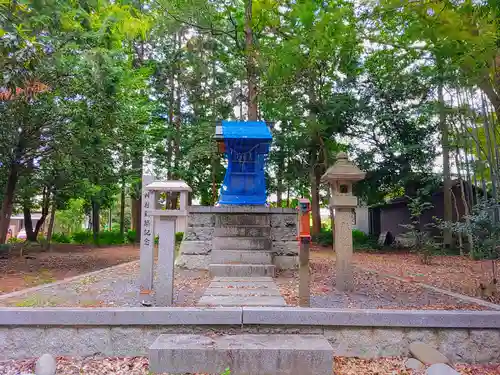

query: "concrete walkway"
xmin=197 ymin=276 xmax=287 ymax=306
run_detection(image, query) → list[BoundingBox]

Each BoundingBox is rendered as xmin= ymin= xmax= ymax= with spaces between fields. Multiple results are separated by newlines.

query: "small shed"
xmin=369 ymin=181 xmax=477 ymax=238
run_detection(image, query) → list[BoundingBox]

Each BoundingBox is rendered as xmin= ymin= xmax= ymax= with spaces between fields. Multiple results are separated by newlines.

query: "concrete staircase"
xmin=209 ymin=214 xmax=276 ymax=278
xmin=149 ymin=334 xmax=334 ymax=375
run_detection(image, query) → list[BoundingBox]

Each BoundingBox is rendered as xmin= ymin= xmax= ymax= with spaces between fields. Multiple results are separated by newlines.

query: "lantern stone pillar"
xmin=322 ymin=152 xmax=365 ymax=292
xmin=139 ymin=180 xmax=192 ymax=306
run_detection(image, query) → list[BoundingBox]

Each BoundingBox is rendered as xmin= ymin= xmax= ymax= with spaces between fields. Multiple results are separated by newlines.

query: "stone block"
xmin=274 ymin=255 xmax=298 ymax=269
xmin=179 ymin=240 xmax=211 ymax=255
xmin=183 ymin=227 xmax=214 ymax=241
xmin=9 ymin=327 xmax=45 ymax=359
xmin=209 ymin=264 xmax=275 ymax=277
xmin=213 ymin=236 xmax=271 ymax=250
xmin=405 ymin=358 xmax=424 ymax=370
xmin=272 ymin=241 xmax=298 ymax=255
xmin=468 ymin=329 xmax=500 ymax=363
xmin=438 ymin=329 xmax=470 ymax=363
xmin=188 ymin=213 xmax=215 ymax=227
xmin=214 ymin=226 xmax=271 ymax=238
xmin=198 ymin=295 xmax=286 ymax=307
xmin=270 ymin=213 xmax=297 ymax=228
xmin=204 ymin=287 xmax=281 ymax=297
xmin=325 ymin=328 xmax=406 ymax=358
xmin=0 ymin=328 xmax=9 ymax=360
xmin=211 ymin=250 xmax=272 ymax=264
xmin=175 ymin=254 xmax=210 ymax=270
xmin=111 ymin=327 xmax=149 ymax=356
xmin=149 ymin=334 xmax=334 ymax=375
xmin=216 ymin=214 xmax=270 ymax=226
xmin=44 ymin=328 xmax=78 ymax=355
xmin=407 ymin=329 xmax=439 ymax=350
xmin=76 ymin=328 xmax=111 ymax=356
xmin=271 ymin=227 xmax=297 ymax=241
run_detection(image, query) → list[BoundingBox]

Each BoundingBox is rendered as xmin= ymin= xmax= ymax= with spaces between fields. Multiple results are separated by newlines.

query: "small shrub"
xmin=71 ymin=231 xmax=93 ymax=244
xmin=175 ymin=232 xmax=184 ymax=243
xmin=51 ymin=232 xmax=71 ymax=243
xmin=352 ymin=229 xmax=369 ymax=245
xmin=0 ymin=243 xmax=11 ymax=255
xmin=7 ymin=237 xmax=23 ymax=244
xmin=98 ymin=230 xmax=126 ymax=245
xmin=126 ymin=229 xmax=137 ymax=243
xmin=312 ymin=228 xmax=333 ymax=246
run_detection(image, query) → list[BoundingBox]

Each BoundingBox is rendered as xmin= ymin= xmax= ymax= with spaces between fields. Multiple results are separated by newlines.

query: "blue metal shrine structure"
xmin=215 ymin=120 xmax=272 ymax=205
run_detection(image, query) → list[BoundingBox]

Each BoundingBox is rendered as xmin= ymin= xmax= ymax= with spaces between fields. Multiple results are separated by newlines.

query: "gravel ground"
xmin=0 ymin=261 xmax=210 ymax=307
xmin=0 ymin=254 xmax=489 ymax=309
xmin=1 ymin=356 xmax=499 ymax=375
xmin=276 ymin=262 xmax=490 ymax=310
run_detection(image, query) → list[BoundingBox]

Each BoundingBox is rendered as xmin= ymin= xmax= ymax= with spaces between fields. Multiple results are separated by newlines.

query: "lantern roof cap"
xmin=321 ymin=152 xmax=365 ymax=182
xmin=145 ymin=180 xmax=192 ymax=192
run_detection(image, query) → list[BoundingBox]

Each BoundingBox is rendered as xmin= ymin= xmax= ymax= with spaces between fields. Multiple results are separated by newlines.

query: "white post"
xmin=139 ymin=175 xmax=155 ymax=305
xmin=156 ymin=217 xmax=176 ymax=306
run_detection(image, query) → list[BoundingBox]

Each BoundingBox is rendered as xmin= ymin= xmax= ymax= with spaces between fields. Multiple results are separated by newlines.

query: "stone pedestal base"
xmin=175 ymin=206 xmax=298 ymax=271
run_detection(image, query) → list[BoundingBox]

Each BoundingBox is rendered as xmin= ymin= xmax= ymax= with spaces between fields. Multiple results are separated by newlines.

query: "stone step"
xmin=213 ymin=236 xmax=271 ymax=251
xmin=214 ymin=225 xmax=271 ymax=238
xmin=197 ymin=295 xmax=287 ymax=306
xmin=209 ymin=263 xmax=275 ymax=277
xmin=149 ymin=334 xmax=334 ymax=375
xmin=211 ymin=250 xmax=272 ymax=264
xmin=217 ymin=214 xmax=270 ymax=226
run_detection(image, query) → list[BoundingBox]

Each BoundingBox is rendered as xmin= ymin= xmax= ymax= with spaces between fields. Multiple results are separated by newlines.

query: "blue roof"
xmin=221 ymin=120 xmax=272 ymax=140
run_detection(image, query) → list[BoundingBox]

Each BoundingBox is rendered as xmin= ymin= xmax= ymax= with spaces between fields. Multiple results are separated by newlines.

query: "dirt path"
xmin=0 ymin=245 xmax=140 ymax=295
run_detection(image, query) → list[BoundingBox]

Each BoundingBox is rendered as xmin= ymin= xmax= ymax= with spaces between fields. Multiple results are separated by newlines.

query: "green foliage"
xmin=441 ymin=199 xmax=500 ymax=260
xmin=71 ymin=231 xmax=93 ymax=245
xmin=127 ymin=230 xmax=137 ymax=244
xmin=7 ymin=237 xmax=23 ymax=244
xmin=312 ymin=228 xmax=374 ymax=248
xmin=399 ymin=192 xmax=440 ymax=264
xmin=51 ymin=233 xmax=71 ymax=244
xmin=175 ymin=232 xmax=184 ymax=243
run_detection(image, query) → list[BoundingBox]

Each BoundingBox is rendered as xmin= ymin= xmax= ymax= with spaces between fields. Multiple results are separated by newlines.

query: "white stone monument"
xmin=139 ymin=178 xmax=191 ymax=306
xmin=322 ymin=152 xmax=365 ymax=292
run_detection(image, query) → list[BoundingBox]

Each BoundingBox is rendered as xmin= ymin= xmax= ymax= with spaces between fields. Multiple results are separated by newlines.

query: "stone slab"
xmin=198 ymin=296 xmax=286 ymax=307
xmin=216 ymin=214 xmax=271 ymax=227
xmin=211 ymin=250 xmax=272 ymax=264
xmin=175 ymin=254 xmax=210 ymax=270
xmin=189 ymin=206 xmax=295 ymax=213
xmin=274 ymin=255 xmax=298 ymax=269
xmin=214 ymin=226 xmax=271 ymax=238
xmin=149 ymin=334 xmax=333 ymax=375
xmin=209 ymin=264 xmax=275 ymax=277
xmin=203 ymin=288 xmax=281 ymax=297
xmin=213 ymin=237 xmax=271 ymax=251
xmin=0 ymin=307 xmax=243 ymax=326
xmin=213 ymin=277 xmax=275 ymax=282
xmin=272 ymin=241 xmax=299 ymax=255
xmin=242 ymin=308 xmax=500 ymax=328
xmin=410 ymin=341 xmax=449 ymax=365
xmin=210 ymin=281 xmax=274 ymax=289
xmin=179 ymin=240 xmax=211 ymax=255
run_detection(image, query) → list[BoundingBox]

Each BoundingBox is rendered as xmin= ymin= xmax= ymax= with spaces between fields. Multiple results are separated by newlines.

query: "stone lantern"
xmin=321 ymin=152 xmax=365 ymax=292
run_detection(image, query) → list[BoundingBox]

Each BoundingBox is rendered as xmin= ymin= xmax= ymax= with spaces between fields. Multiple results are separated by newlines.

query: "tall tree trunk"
xmin=92 ymin=199 xmax=100 ymax=246
xmin=245 ymin=0 xmax=257 ymax=121
xmin=46 ymin=201 xmax=56 ymax=250
xmin=120 ymin=178 xmax=126 ymax=236
xmin=0 ymin=162 xmax=19 ymax=244
xmin=310 ymin=156 xmax=321 ymax=236
xmin=23 ymin=203 xmax=36 ymax=242
xmin=438 ymin=75 xmax=453 ymax=247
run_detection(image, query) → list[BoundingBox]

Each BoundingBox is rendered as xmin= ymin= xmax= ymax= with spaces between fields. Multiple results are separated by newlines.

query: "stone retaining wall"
xmin=1 ymin=307 xmax=499 ymax=363
xmin=176 ymin=206 xmax=298 ymax=270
